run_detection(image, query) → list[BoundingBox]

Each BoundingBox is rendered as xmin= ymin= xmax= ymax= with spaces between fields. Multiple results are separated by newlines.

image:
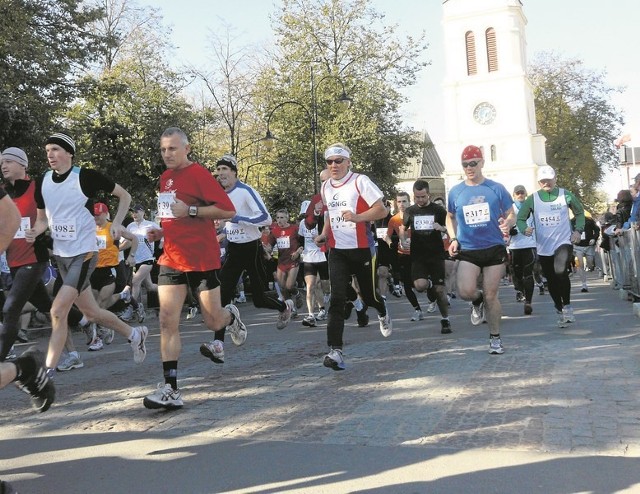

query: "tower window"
xmin=490 ymin=145 xmax=497 ymax=161
xmin=465 ymin=31 xmax=477 ymax=76
xmin=486 ymin=28 xmax=498 ymax=72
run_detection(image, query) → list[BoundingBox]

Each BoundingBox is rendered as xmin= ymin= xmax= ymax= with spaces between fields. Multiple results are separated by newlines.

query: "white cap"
xmin=537 ymin=165 xmax=556 ymax=181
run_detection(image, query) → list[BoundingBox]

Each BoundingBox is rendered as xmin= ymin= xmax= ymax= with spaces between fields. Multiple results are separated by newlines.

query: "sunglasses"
xmin=326 ymin=157 xmax=346 ymax=165
xmin=462 ymin=161 xmax=480 ymax=168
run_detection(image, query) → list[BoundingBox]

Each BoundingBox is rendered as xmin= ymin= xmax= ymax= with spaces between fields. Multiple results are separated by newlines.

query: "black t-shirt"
xmin=403 ymin=202 xmax=447 ymax=257
xmin=0 ymin=186 xmax=6 ymax=200
xmin=34 ymin=166 xmax=116 ymax=213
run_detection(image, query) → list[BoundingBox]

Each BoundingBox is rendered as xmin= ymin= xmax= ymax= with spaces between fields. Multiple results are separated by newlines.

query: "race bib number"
xmin=538 ymin=214 xmax=562 ymax=228
xmin=225 ymin=225 xmax=248 ymax=242
xmin=462 ymin=203 xmax=490 ymax=225
xmin=330 ymin=211 xmax=356 ymax=231
xmin=376 ymin=228 xmax=387 ymax=239
xmin=414 ymin=215 xmax=435 ymax=231
xmin=96 ymin=235 xmax=107 ymax=250
xmin=13 ymin=217 xmax=31 ymax=239
xmin=220 ymin=247 xmax=226 ymax=258
xmin=580 ymin=231 xmax=586 ymax=240
xmin=276 ymin=236 xmax=291 ymax=250
xmin=156 ymin=192 xmax=176 ymax=219
xmin=50 ymin=218 xmax=77 ymax=240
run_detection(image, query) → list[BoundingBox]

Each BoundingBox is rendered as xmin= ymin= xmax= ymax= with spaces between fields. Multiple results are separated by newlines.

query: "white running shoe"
xmin=316 ymin=308 xmax=327 ymax=320
xmin=84 ymin=322 xmax=97 ymax=345
xmin=143 ymin=383 xmax=183 ymax=410
xmin=57 ymin=352 xmax=84 ymax=371
xmin=136 ymin=304 xmax=146 ymax=323
xmin=97 ymin=325 xmax=115 ymax=345
xmin=378 ymin=313 xmax=393 ymax=337
xmin=88 ymin=336 xmax=104 ymax=352
xmin=186 ymin=306 xmax=198 ymax=320
xmin=235 ymin=295 xmax=247 ymax=304
xmin=323 ymin=348 xmax=345 ymax=371
xmin=563 ymin=305 xmax=575 ymax=323
xmin=489 ymin=336 xmax=504 ymax=355
xmin=225 ymin=304 xmax=247 ymax=346
xmin=130 ymin=326 xmax=148 ymax=364
xmin=118 ymin=305 xmax=134 ymax=322
xmin=426 ymin=301 xmax=437 ymax=313
xmin=411 ymin=309 xmax=424 ymax=321
xmin=200 ymin=340 xmax=224 ymax=363
xmin=276 ymin=300 xmax=294 ymax=329
xmin=302 ymin=314 xmax=317 ymax=327
xmin=6 ymin=345 xmax=17 ymax=361
xmin=470 ymin=293 xmax=485 ymax=326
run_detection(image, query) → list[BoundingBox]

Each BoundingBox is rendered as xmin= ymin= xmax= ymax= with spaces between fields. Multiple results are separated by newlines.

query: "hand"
xmin=314 ymin=234 xmax=326 ymax=247
xmin=448 ymin=239 xmax=459 ymax=257
xmin=147 ymin=227 xmax=164 ymax=242
xmin=24 ymin=228 xmax=37 ymax=243
xmin=570 ymin=231 xmax=582 ymax=244
xmin=110 ymin=223 xmax=123 ymax=241
xmin=498 ymin=217 xmax=511 ymax=235
xmin=341 ymin=209 xmax=357 ymax=222
xmin=125 ymin=254 xmax=136 ymax=267
xmin=524 ymin=226 xmax=534 ymax=237
xmin=588 ymin=239 xmax=595 ymax=245
xmin=170 ymin=198 xmax=189 ymax=218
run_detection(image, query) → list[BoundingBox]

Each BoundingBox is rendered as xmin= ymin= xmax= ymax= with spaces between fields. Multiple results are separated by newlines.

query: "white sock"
xmin=79 ymin=316 xmax=89 ymax=326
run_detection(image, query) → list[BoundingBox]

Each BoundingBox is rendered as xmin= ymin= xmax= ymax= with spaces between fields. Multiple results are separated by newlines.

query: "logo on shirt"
xmin=164 ymin=179 xmax=174 ymax=189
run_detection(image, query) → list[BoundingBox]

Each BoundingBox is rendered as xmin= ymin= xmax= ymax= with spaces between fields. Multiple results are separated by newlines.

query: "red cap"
xmin=461 ymin=145 xmax=483 ymax=161
xmin=94 ymin=202 xmax=108 ymax=215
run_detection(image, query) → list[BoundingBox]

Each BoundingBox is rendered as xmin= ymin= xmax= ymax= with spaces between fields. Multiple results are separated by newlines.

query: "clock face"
xmin=473 ymin=102 xmax=496 ymax=125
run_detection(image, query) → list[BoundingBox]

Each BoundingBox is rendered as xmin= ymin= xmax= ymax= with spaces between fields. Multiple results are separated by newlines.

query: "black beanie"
xmin=45 ymin=133 xmax=76 ymax=155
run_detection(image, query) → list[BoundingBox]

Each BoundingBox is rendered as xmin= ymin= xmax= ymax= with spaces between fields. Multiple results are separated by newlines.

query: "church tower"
xmin=441 ymin=0 xmax=546 ymax=194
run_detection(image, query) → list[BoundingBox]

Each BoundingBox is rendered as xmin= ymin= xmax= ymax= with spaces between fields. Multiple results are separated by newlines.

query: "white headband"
xmin=324 ymin=146 xmax=350 ymax=159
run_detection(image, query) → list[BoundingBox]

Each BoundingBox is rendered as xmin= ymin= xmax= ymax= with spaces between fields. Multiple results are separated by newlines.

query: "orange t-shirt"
xmin=387 ymin=213 xmax=410 ymax=255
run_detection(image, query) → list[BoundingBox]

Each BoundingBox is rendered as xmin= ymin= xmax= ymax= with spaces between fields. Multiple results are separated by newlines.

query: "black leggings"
xmin=327 ymin=248 xmax=386 ymax=348
xmin=538 ymin=244 xmax=573 ymax=311
xmin=511 ymin=247 xmax=536 ymax=303
xmin=219 ymin=240 xmax=285 ymax=312
xmin=397 ymin=254 xmax=420 ymax=310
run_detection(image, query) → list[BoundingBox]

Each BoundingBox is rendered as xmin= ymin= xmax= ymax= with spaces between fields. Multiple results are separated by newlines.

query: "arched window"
xmin=490 ymin=145 xmax=497 ymax=161
xmin=486 ymin=28 xmax=498 ymax=72
xmin=465 ymin=31 xmax=477 ymax=76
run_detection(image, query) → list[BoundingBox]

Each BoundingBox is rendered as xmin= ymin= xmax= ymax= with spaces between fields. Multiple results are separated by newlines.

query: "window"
xmin=486 ymin=28 xmax=498 ymax=72
xmin=490 ymin=145 xmax=497 ymax=161
xmin=465 ymin=31 xmax=477 ymax=75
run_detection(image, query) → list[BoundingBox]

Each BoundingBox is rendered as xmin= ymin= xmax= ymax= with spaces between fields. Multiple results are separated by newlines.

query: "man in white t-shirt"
xmin=314 ymin=143 xmax=392 ymax=370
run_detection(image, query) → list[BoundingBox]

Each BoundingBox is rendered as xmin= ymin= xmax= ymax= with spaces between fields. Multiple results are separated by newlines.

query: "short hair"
xmin=413 ymin=179 xmax=429 ymax=192
xmin=275 ymin=208 xmax=289 ymax=216
xmin=396 ymin=191 xmax=410 ymax=200
xmin=161 ymin=127 xmax=189 ymax=146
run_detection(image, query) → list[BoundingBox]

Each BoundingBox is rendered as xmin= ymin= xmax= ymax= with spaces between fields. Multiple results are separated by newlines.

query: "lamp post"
xmin=262 ymin=67 xmax=352 ymax=193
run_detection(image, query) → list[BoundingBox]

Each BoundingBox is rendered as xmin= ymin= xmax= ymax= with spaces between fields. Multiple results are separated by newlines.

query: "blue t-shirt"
xmin=447 ymin=178 xmax=513 ymax=251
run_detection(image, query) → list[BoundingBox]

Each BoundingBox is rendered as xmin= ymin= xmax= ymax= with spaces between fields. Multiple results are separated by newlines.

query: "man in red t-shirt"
xmin=266 ymin=209 xmax=303 ymax=312
xmin=143 ymin=127 xmax=247 ymax=410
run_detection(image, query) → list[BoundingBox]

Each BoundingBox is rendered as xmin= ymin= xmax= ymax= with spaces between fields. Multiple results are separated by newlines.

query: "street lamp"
xmin=262 ymin=69 xmax=352 ymax=193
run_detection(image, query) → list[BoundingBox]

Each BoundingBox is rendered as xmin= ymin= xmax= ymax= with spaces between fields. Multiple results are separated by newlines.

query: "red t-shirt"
xmin=158 ymin=163 xmax=235 ymax=271
xmin=268 ymin=223 xmax=301 ymax=266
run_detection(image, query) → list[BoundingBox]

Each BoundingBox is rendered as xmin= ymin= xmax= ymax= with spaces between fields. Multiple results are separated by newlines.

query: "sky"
xmin=151 ymin=0 xmax=640 ymax=195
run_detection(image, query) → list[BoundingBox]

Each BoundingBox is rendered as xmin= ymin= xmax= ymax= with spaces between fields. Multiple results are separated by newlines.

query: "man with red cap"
xmin=446 ymin=145 xmax=515 ymax=354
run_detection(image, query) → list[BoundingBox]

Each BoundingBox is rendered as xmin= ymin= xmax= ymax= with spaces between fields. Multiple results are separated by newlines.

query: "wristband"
xmin=450 ymin=238 xmax=458 ymax=243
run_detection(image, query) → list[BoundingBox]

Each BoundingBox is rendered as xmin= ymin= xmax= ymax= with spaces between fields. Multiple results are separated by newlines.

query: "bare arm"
xmin=109 ymin=184 xmax=132 ymax=240
xmin=446 ymin=211 xmax=459 ymax=257
xmin=0 ymin=195 xmax=20 ymax=252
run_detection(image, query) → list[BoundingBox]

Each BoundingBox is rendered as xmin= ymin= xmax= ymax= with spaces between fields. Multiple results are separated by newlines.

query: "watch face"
xmin=473 ymin=102 xmax=496 ymax=125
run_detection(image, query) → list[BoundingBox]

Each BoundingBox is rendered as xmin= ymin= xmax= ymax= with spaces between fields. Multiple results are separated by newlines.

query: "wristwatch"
xmin=188 ymin=205 xmax=198 ymax=218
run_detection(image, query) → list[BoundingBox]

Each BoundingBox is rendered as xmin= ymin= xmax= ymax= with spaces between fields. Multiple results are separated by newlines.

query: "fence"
xmin=601 ymin=227 xmax=640 ymax=299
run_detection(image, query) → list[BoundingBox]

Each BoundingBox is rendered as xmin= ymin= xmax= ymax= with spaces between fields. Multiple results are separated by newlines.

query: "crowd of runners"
xmin=0 ymin=128 xmax=613 ymax=416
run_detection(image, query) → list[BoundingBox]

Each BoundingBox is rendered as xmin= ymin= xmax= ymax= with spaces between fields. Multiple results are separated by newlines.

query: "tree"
xmin=0 ymin=0 xmax=104 ymax=163
xmin=530 ymin=52 xmax=624 ymax=210
xmin=254 ymin=0 xmax=429 ymax=211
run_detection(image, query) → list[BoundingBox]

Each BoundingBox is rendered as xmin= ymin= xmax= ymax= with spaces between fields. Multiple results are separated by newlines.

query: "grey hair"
xmin=161 ymin=127 xmax=189 ymax=146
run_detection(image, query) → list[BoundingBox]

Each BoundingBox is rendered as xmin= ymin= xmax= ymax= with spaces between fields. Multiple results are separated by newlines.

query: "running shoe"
xmin=426 ymin=301 xmax=437 ymax=313
xmin=323 ymin=348 xmax=345 ymax=371
xmin=200 ymin=339 xmax=224 ymax=363
xmin=440 ymin=319 xmax=452 ymax=334
xmin=539 ymin=285 xmax=545 ymax=295
xmin=524 ymin=303 xmax=533 ymax=315
xmin=57 ymin=353 xmax=84 ymax=371
xmin=302 ymin=314 xmax=317 ymax=327
xmin=356 ymin=308 xmax=369 ymax=327
xmin=14 ymin=347 xmax=55 ymax=412
xmin=136 ymin=303 xmax=146 ymax=323
xmin=16 ymin=329 xmax=29 ymax=343
xmin=225 ymin=303 xmax=247 ymax=346
xmin=130 ymin=326 xmax=148 ymax=364
xmin=84 ymin=322 xmax=97 ymax=345
xmin=6 ymin=345 xmax=17 ymax=361
xmin=186 ymin=306 xmax=198 ymax=320
xmin=581 ymin=286 xmax=589 ymax=293
xmin=563 ymin=305 xmax=575 ymax=323
xmin=118 ymin=305 xmax=134 ymax=322
xmin=411 ymin=309 xmax=424 ymax=321
xmin=88 ymin=336 xmax=104 ymax=352
xmin=516 ymin=291 xmax=525 ymax=302
xmin=235 ymin=295 xmax=247 ymax=304
xmin=378 ymin=313 xmax=393 ymax=338
xmin=470 ymin=293 xmax=485 ymax=326
xmin=143 ymin=383 xmax=184 ymax=410
xmin=316 ymin=308 xmax=327 ymax=321
xmin=97 ymin=325 xmax=115 ymax=345
xmin=276 ymin=300 xmax=293 ymax=330
xmin=120 ymin=288 xmax=131 ymax=303
xmin=489 ymin=336 xmax=504 ymax=355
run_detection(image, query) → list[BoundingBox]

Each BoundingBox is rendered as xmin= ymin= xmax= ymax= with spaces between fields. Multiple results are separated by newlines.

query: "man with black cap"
xmin=26 ymin=132 xmax=149 ymax=378
xmin=215 ymin=154 xmax=294 ymax=330
xmin=508 ymin=184 xmax=538 ymax=315
xmin=446 ymin=145 xmax=515 ymax=355
xmin=126 ymin=202 xmax=160 ymax=322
